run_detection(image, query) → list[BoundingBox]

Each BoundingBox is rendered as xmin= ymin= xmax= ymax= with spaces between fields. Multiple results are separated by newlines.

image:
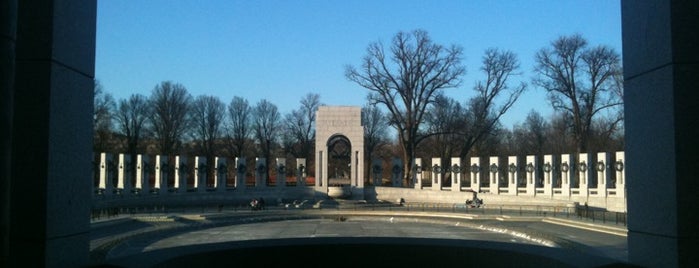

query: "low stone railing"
xmin=91 ymin=151 xmax=625 ymax=212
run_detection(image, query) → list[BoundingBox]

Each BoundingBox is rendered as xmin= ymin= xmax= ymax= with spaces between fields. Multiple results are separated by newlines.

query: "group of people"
xmin=250 ymin=197 xmax=266 ymax=211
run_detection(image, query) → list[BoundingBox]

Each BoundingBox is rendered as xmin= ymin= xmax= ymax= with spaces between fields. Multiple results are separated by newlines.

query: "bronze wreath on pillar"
xmin=614 ymin=160 xmax=624 ymax=172
xmin=543 ymin=162 xmax=552 ymax=173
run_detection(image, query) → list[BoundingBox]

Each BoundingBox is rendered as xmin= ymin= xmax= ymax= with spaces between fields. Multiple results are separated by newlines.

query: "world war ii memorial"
xmin=2 ymin=1 xmax=699 ymax=267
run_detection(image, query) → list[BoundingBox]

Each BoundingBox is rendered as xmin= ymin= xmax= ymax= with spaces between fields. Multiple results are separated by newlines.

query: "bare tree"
xmin=362 ymin=104 xmax=390 ymax=160
xmin=252 ymin=99 xmax=281 ymax=177
xmin=533 ymin=34 xmax=622 ymax=153
xmin=283 ymin=93 xmax=320 ymax=159
xmin=93 ymin=79 xmax=115 ymax=152
xmin=115 ymin=94 xmax=150 ymax=154
xmin=424 ymin=94 xmax=465 ymax=161
xmin=521 ymin=110 xmax=548 ymax=156
xmin=226 ymin=96 xmax=252 ymax=158
xmin=458 ymin=48 xmax=526 ymax=159
xmin=346 ymin=29 xmax=465 ymax=184
xmin=149 ymin=81 xmax=192 ymax=156
xmin=547 ymin=112 xmax=573 ymax=154
xmin=191 ymin=95 xmax=226 ymax=181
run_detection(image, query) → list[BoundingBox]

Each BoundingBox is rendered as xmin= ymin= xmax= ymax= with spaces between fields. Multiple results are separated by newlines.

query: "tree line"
xmin=94 ymin=31 xmax=623 ymax=184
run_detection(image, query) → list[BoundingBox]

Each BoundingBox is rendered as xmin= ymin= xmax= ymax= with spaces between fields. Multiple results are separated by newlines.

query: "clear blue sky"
xmin=96 ymin=0 xmax=621 ymax=128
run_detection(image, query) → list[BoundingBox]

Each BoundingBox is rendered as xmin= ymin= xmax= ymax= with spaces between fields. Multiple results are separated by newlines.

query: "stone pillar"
xmin=470 ymin=157 xmax=481 ymax=193
xmin=176 ymin=156 xmax=188 ymax=192
xmin=235 ymin=157 xmax=246 ymax=188
xmin=255 ymin=158 xmax=266 ymax=188
xmin=98 ymin=153 xmax=108 ymax=195
xmin=215 ymin=157 xmax=226 ymax=191
xmin=135 ymin=154 xmax=145 ymax=193
xmin=543 ymin=155 xmax=553 ymax=197
xmin=507 ymin=156 xmax=517 ymax=195
xmin=370 ymin=159 xmax=380 ymax=186
xmin=194 ymin=156 xmax=206 ymax=192
xmin=276 ymin=158 xmax=286 ymax=187
xmin=391 ymin=158 xmax=403 ymax=187
xmin=614 ymin=151 xmax=625 ymax=198
xmin=431 ymin=158 xmax=442 ymax=191
xmin=116 ymin=153 xmax=126 ymax=194
xmin=596 ymin=152 xmax=609 ymax=197
xmin=624 ymin=2 xmax=699 ymax=265
xmin=488 ymin=157 xmax=499 ymax=194
xmin=413 ymin=158 xmax=423 ymax=189
xmin=154 ymin=155 xmax=163 ymax=192
xmin=316 ymin=150 xmax=326 ymax=191
xmin=578 ymin=153 xmax=590 ymax=198
xmin=354 ymin=150 xmax=364 ymax=189
xmin=560 ymin=154 xmax=572 ymax=197
xmin=6 ymin=1 xmax=96 ymax=265
xmin=451 ymin=157 xmax=461 ymax=192
xmin=296 ymin=158 xmax=306 ymax=187
xmin=525 ymin=155 xmax=536 ymax=196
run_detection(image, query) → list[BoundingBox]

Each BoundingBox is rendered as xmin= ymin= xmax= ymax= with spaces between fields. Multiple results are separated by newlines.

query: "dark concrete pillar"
xmin=623 ymin=1 xmax=699 ymax=267
xmin=1 ymin=1 xmax=17 ymax=266
xmin=7 ymin=1 xmax=96 ymax=267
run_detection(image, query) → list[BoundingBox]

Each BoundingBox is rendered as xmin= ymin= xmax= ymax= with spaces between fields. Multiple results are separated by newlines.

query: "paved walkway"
xmin=90 ymin=202 xmax=628 ymax=266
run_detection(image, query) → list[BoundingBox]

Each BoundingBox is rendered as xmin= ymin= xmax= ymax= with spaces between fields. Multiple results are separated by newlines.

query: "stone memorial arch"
xmin=315 ymin=106 xmax=364 ymax=199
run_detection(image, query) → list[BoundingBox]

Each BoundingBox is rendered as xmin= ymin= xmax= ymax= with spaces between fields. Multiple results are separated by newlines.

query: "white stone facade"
xmin=315 ymin=106 xmax=365 ymax=199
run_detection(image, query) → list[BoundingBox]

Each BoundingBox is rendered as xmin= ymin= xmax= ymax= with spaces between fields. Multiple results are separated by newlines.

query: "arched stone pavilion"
xmin=314 ymin=106 xmax=365 ymax=199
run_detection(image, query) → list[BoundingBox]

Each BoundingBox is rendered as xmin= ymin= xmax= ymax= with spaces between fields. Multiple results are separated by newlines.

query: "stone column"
xmin=413 ymin=158 xmax=423 ymax=189
xmin=117 ymin=153 xmax=126 ymax=194
xmin=154 ymin=155 xmax=163 ymax=193
xmin=507 ymin=156 xmax=517 ymax=195
xmin=316 ymin=150 xmax=327 ymax=191
xmin=577 ymin=153 xmax=589 ymax=198
xmin=255 ymin=158 xmax=266 ymax=188
xmin=6 ymin=1 xmax=96 ymax=265
xmin=623 ymin=2 xmax=699 ymax=265
xmin=451 ymin=157 xmax=461 ymax=192
xmin=176 ymin=156 xmax=188 ymax=192
xmin=117 ymin=154 xmax=131 ymax=195
xmin=431 ymin=158 xmax=442 ymax=191
xmin=135 ymin=154 xmax=144 ymax=193
xmin=215 ymin=157 xmax=226 ymax=191
xmin=488 ymin=157 xmax=499 ymax=194
xmin=98 ymin=153 xmax=109 ymax=195
xmin=596 ymin=152 xmax=609 ymax=197
xmin=470 ymin=157 xmax=480 ymax=193
xmin=296 ymin=158 xmax=306 ymax=187
xmin=614 ymin=151 xmax=625 ymax=198
xmin=276 ymin=158 xmax=286 ymax=187
xmin=353 ymin=150 xmax=362 ymax=188
xmin=560 ymin=154 xmax=572 ymax=197
xmin=391 ymin=158 xmax=403 ymax=187
xmin=525 ymin=155 xmax=536 ymax=196
xmin=543 ymin=155 xmax=553 ymax=197
xmin=235 ymin=157 xmax=246 ymax=188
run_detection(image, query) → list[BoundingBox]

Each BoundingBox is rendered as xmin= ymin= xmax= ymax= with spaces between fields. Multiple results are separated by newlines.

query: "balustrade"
xmin=92 ymin=151 xmax=626 ymax=212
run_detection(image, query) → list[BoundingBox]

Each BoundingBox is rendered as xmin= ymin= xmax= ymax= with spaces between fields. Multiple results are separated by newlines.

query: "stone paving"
xmin=89 ymin=201 xmax=628 ymax=266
